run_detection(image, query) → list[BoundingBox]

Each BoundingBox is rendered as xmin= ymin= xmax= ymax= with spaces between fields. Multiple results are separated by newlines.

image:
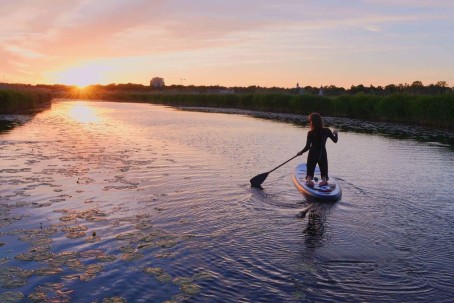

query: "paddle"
xmin=250 ymin=154 xmax=300 ymax=188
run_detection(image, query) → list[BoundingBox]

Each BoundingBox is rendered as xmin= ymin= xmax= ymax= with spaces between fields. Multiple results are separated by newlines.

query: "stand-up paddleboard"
xmin=292 ymin=163 xmax=342 ymax=201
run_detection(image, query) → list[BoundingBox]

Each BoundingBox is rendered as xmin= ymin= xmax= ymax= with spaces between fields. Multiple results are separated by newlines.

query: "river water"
xmin=1 ymin=99 xmax=453 ymax=302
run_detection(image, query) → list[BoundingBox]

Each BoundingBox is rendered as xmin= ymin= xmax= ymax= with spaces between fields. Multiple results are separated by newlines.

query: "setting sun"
xmin=51 ymin=63 xmax=108 ymax=87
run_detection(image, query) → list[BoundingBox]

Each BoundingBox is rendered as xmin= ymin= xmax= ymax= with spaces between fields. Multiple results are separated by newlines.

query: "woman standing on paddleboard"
xmin=297 ymin=113 xmax=338 ymax=186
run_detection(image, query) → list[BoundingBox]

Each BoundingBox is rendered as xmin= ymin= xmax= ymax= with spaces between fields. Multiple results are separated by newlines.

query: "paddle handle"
xmin=268 ymin=154 xmax=299 ymax=173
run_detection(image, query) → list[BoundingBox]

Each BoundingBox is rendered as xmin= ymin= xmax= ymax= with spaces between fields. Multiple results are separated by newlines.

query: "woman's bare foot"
xmin=318 ymin=176 xmax=329 ymax=187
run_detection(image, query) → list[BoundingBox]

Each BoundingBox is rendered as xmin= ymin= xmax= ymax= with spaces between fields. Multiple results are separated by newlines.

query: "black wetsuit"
xmin=300 ymin=128 xmax=338 ymax=179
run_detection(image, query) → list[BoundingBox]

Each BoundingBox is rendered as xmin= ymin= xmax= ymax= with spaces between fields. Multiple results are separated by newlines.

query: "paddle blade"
xmin=250 ymin=172 xmax=269 ymax=188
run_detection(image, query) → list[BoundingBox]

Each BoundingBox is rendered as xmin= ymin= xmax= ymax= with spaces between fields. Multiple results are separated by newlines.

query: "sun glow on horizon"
xmin=50 ymin=63 xmax=111 ymax=87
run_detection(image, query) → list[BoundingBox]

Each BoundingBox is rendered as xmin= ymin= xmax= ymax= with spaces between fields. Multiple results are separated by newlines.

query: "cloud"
xmin=1 ymin=0 xmax=452 ymax=86
xmin=4 ymin=1 xmax=267 ymax=59
xmin=1 ymin=1 xmax=449 ymax=57
xmin=365 ymin=25 xmax=382 ymax=32
xmin=364 ymin=0 xmax=454 ymax=8
xmin=5 ymin=46 xmax=44 ymax=58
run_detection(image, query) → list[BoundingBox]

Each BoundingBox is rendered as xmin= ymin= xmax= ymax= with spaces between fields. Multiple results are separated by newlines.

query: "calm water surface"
xmin=1 ymin=100 xmax=453 ymax=302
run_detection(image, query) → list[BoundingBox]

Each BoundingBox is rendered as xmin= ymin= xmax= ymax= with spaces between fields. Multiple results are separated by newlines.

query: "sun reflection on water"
xmin=68 ymin=102 xmax=100 ymax=124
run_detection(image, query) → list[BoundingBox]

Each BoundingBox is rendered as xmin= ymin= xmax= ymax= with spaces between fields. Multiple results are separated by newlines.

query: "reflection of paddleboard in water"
xmin=292 ymin=163 xmax=342 ymax=201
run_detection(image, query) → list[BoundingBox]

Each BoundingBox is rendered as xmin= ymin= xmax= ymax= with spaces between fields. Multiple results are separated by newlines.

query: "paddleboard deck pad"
xmin=292 ymin=163 xmax=342 ymax=201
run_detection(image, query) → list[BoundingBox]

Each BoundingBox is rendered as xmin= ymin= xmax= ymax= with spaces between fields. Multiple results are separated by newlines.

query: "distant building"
xmin=150 ymin=77 xmax=165 ymax=89
xmin=219 ymin=89 xmax=234 ymax=94
xmin=296 ymin=82 xmax=304 ymax=95
xmin=318 ymin=86 xmax=324 ymax=96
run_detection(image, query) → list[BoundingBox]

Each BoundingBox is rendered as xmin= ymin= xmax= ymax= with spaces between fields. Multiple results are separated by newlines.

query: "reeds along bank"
xmin=0 ymin=88 xmax=52 ymax=114
xmin=99 ymin=92 xmax=454 ymax=130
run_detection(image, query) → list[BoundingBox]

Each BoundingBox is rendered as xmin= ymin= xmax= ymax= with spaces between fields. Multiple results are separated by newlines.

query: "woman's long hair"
xmin=309 ymin=113 xmax=324 ymax=132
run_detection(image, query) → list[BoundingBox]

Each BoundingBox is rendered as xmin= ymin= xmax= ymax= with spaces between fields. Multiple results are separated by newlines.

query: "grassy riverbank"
xmin=98 ymin=92 xmax=454 ymax=130
xmin=0 ymin=88 xmax=52 ymax=114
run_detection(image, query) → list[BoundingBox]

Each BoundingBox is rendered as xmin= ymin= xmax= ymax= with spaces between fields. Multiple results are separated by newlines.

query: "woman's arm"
xmin=297 ymin=131 xmax=312 ymax=155
xmin=327 ymin=128 xmax=338 ymax=143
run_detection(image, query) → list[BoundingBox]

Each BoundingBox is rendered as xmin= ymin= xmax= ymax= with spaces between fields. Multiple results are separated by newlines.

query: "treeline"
xmin=1 ymin=81 xmax=453 ymax=129
xmin=32 ymin=80 xmax=452 ymax=96
xmin=0 ymin=86 xmax=52 ymax=114
xmin=346 ymin=81 xmax=451 ymax=96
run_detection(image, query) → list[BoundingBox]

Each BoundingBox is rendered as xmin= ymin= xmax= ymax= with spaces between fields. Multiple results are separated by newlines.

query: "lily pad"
xmin=0 ymin=291 xmax=24 ymax=303
xmin=28 ymin=291 xmax=47 ymax=302
xmin=50 ymin=251 xmax=79 ymax=265
xmin=120 ymin=252 xmax=143 ymax=262
xmin=65 ymin=259 xmax=85 ymax=272
xmin=85 ymin=264 xmax=103 ymax=274
xmin=34 ymin=267 xmax=64 ymax=276
xmin=115 ymin=232 xmax=139 ymax=241
xmin=172 ymin=276 xmax=193 ymax=286
xmin=180 ymin=283 xmax=201 ymax=295
xmin=102 ymin=296 xmax=127 ymax=303
xmin=2 ymin=278 xmax=27 ymax=289
xmin=66 ymin=231 xmax=86 ymax=239
xmin=118 ymin=246 xmax=136 ymax=253
xmin=155 ymin=239 xmax=178 ymax=248
xmin=61 ymin=274 xmax=80 ymax=280
xmin=156 ymin=272 xmax=172 ymax=283
xmin=27 ymin=283 xmax=73 ymax=302
xmin=169 ymin=293 xmax=191 ymax=302
xmin=143 ymin=267 xmax=172 ymax=283
xmin=59 ymin=215 xmax=77 ymax=222
xmin=15 ymin=248 xmax=54 ymax=262
xmin=79 ymin=250 xmax=103 ymax=258
xmin=30 ymin=237 xmax=53 ymax=247
xmin=96 ymin=254 xmax=116 ymax=262
xmin=135 ymin=221 xmax=153 ymax=230
xmin=80 ymin=273 xmax=96 ymax=282
xmin=143 ymin=267 xmax=163 ymax=275
xmin=62 ymin=225 xmax=88 ymax=233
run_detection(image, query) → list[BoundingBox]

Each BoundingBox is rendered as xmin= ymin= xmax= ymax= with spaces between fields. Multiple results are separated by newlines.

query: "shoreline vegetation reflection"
xmin=180 ymin=107 xmax=454 ymax=148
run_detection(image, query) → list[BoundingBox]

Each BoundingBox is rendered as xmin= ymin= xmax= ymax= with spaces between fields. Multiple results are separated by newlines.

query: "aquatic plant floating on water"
xmin=143 ymin=267 xmax=172 ymax=282
xmin=0 ymin=267 xmax=33 ymax=288
xmin=120 ymin=252 xmax=143 ymax=262
xmin=172 ymin=276 xmax=193 ymax=285
xmin=27 ymin=283 xmax=73 ymax=302
xmin=180 ymin=283 xmax=201 ymax=295
xmin=0 ymin=291 xmax=24 ymax=303
xmin=102 ymin=297 xmax=127 ymax=303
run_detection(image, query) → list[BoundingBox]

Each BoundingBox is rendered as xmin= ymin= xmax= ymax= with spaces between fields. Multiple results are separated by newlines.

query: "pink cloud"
xmin=1 ymin=0 xmax=452 ymax=86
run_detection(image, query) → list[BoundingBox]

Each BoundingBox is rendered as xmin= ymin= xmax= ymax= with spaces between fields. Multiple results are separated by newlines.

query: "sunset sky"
xmin=1 ymin=0 xmax=453 ymax=88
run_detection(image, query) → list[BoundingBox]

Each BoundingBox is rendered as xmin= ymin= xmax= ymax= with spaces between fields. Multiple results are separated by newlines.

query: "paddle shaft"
xmin=250 ymin=153 xmax=301 ymax=188
xmin=267 ymin=154 xmax=299 ymax=173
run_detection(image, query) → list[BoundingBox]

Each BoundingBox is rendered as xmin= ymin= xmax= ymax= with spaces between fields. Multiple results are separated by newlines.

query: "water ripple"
xmin=1 ymin=100 xmax=453 ymax=302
